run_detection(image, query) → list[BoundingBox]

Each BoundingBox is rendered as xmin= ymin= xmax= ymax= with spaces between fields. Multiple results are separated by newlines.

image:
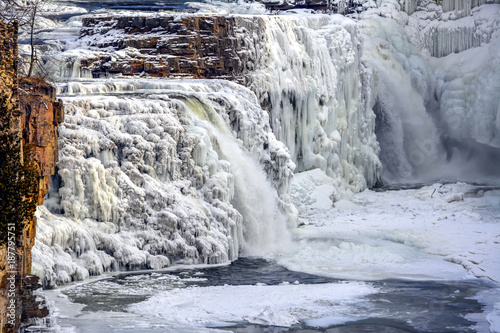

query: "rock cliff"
xmin=79 ymin=16 xmax=245 ymax=80
xmin=0 ymin=20 xmax=63 ymax=333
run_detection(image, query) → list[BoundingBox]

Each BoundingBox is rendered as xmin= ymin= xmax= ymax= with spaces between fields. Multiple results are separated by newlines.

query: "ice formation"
xmin=284 ymin=177 xmax=500 ymax=282
xmin=355 ymin=1 xmax=500 ymax=181
xmin=428 ymin=6 xmax=500 ymax=166
xmin=31 ymin=0 xmax=500 ymax=296
xmin=33 ymin=79 xmax=294 ymax=287
xmin=236 ymin=15 xmax=382 ymax=192
xmin=128 ymin=281 xmax=377 ymax=328
xmin=33 ymin=13 xmax=386 ymax=285
xmin=48 ymin=13 xmax=382 ymax=193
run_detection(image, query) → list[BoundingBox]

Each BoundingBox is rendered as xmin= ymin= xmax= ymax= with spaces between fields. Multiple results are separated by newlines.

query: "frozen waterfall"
xmin=234 ymin=14 xmax=382 ymax=192
xmin=359 ymin=3 xmax=500 ymax=182
xmin=31 ymin=1 xmax=500 ymax=287
xmin=33 ymin=79 xmax=294 ymax=287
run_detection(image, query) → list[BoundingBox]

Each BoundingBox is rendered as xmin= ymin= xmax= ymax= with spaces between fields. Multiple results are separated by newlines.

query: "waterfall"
xmin=360 ymin=4 xmax=500 ymax=182
xmin=192 ymin=105 xmax=291 ymax=256
xmin=360 ymin=17 xmax=445 ymax=181
xmin=33 ymin=79 xmax=293 ymax=287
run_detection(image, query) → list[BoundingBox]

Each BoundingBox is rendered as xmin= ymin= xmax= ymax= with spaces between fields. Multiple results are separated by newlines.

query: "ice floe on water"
xmin=128 ymin=282 xmax=376 ymax=328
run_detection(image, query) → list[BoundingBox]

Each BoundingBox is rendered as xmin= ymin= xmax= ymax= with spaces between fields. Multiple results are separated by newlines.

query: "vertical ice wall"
xmin=33 ymin=79 xmax=294 ymax=287
xmin=442 ymin=0 xmax=474 ymax=15
xmin=235 ymin=14 xmax=381 ymax=193
xmin=420 ymin=4 xmax=499 ymax=57
xmin=441 ymin=0 xmax=500 ymax=16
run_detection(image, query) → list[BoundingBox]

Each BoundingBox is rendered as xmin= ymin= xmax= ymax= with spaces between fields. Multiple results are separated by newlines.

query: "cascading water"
xmin=360 ymin=17 xmax=445 ymax=181
xmin=186 ymin=97 xmax=292 ymax=256
xmin=33 ymin=79 xmax=294 ymax=287
xmin=358 ymin=2 xmax=500 ymax=183
xmin=47 ymin=12 xmax=382 ymax=194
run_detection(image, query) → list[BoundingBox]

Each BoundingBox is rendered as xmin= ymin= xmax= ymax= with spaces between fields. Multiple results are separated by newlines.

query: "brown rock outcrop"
xmin=0 ymin=19 xmax=21 ymax=333
xmin=79 ymin=15 xmax=247 ymax=80
xmin=20 ymin=78 xmax=64 ymax=206
xmin=0 ymin=20 xmax=63 ymax=333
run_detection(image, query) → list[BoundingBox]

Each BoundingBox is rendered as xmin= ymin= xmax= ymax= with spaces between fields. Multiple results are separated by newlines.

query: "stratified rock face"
xmin=79 ymin=16 xmax=245 ymax=80
xmin=0 ymin=20 xmax=61 ymax=333
xmin=20 ymin=78 xmax=64 ymax=206
xmin=257 ymin=0 xmax=330 ymax=12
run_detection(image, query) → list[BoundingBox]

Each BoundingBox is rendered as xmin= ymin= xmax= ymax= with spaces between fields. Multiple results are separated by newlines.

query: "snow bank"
xmin=282 ymin=176 xmax=500 ymax=283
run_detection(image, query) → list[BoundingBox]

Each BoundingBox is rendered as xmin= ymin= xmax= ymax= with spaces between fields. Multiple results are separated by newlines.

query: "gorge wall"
xmin=0 ymin=21 xmax=62 ymax=332
xmin=78 ymin=16 xmax=245 ymax=81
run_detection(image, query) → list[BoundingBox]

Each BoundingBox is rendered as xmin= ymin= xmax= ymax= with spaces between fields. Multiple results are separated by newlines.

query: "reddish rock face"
xmin=19 ymin=77 xmax=64 ymax=206
xmin=0 ymin=21 xmax=62 ymax=333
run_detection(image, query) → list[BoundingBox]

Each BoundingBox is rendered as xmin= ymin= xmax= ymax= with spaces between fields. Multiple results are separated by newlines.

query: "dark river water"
xmin=57 ymin=257 xmax=491 ymax=333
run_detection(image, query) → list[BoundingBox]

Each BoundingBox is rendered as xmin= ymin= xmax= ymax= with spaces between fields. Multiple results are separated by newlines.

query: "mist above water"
xmin=362 ymin=16 xmax=500 ymax=186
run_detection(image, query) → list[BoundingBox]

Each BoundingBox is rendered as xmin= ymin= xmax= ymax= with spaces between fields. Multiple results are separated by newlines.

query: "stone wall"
xmin=0 ymin=20 xmax=63 ymax=333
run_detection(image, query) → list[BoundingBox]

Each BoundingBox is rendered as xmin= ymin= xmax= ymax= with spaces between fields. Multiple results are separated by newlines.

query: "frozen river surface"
xmin=37 ymin=182 xmax=500 ymax=333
